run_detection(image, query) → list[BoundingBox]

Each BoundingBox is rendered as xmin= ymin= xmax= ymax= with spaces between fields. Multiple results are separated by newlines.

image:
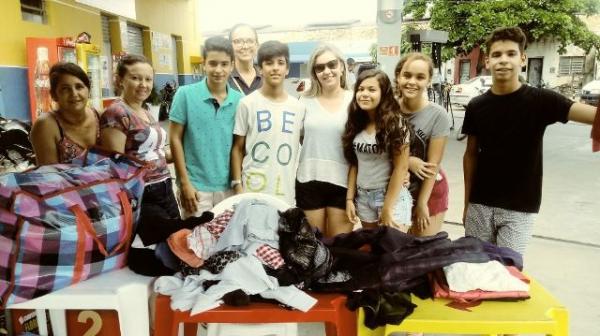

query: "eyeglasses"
xmin=314 ymin=59 xmax=339 ymax=73
xmin=232 ymin=38 xmax=256 ymax=46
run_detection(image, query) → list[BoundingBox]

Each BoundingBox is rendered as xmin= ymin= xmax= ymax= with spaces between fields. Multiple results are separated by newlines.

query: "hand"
xmin=380 ymin=207 xmax=401 ymax=230
xmin=180 ymin=183 xmax=199 ymax=214
xmin=414 ymin=203 xmax=431 ymax=232
xmin=233 ymin=184 xmax=243 ymax=194
xmin=409 ymin=157 xmax=437 ymax=180
xmin=346 ymin=200 xmax=360 ymax=225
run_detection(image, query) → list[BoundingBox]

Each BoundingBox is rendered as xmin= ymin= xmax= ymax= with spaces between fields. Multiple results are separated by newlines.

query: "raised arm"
xmin=567 ymin=102 xmax=597 ymax=124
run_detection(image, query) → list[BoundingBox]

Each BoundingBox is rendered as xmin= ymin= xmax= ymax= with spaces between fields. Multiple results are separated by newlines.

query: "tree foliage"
xmin=404 ymin=0 xmax=600 ymax=56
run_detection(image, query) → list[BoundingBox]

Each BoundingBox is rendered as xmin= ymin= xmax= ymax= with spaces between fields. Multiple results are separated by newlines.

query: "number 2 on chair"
xmin=77 ymin=310 xmax=103 ymax=336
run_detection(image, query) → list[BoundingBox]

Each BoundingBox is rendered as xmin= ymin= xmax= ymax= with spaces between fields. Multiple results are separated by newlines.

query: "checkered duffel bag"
xmin=0 ymin=148 xmax=147 ymax=307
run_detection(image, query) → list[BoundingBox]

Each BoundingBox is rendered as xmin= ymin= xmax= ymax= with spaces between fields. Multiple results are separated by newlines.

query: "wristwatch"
xmin=230 ymin=179 xmax=242 ymax=188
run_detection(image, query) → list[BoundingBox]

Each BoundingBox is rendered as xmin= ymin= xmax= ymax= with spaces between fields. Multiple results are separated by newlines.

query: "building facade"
xmin=0 ymin=0 xmax=202 ymax=121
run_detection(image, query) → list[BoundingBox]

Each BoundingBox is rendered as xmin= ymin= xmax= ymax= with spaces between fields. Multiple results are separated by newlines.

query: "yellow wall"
xmin=1 ymin=0 xmax=201 ymax=73
xmin=0 ymin=0 xmax=102 ymax=66
xmin=133 ymin=0 xmax=201 ymax=73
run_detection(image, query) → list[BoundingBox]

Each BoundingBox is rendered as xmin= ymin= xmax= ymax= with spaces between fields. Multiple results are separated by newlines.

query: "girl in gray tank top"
xmin=341 ymin=69 xmax=413 ymax=231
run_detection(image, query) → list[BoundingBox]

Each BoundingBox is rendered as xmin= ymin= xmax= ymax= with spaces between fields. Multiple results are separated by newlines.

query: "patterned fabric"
xmin=255 ymin=244 xmax=285 ymax=269
xmin=100 ymin=99 xmax=170 ymax=185
xmin=205 ymin=209 xmax=233 ymax=238
xmin=187 ymin=226 xmax=217 ymax=260
xmin=181 ymin=250 xmax=242 ymax=276
xmin=52 ymin=109 xmax=100 ymax=164
xmin=0 ymin=149 xmax=146 ymax=307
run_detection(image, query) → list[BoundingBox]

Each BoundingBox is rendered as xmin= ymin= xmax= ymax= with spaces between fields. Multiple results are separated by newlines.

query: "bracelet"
xmin=346 ymin=198 xmax=353 ymax=201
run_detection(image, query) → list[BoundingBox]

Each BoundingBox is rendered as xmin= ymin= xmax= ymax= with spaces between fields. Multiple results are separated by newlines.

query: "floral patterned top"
xmin=100 ymin=98 xmax=170 ymax=185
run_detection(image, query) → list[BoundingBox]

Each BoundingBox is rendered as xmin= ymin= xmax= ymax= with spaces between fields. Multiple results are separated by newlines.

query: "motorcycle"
xmin=158 ymin=80 xmax=178 ymax=121
xmin=0 ymin=117 xmax=35 ymax=174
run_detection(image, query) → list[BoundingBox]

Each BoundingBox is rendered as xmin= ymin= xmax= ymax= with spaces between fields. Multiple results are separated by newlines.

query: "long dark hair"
xmin=342 ymin=69 xmax=411 ymax=165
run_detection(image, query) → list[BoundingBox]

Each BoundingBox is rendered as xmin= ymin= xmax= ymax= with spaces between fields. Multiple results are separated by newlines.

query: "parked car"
xmin=450 ymin=76 xmax=493 ymax=107
xmin=580 ymin=80 xmax=600 ymax=106
xmin=296 ymin=78 xmax=311 ymax=94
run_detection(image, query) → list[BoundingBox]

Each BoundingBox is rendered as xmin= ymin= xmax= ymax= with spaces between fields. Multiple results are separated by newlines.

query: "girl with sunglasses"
xmin=342 ymin=69 xmax=413 ymax=231
xmin=296 ymin=44 xmax=354 ymax=237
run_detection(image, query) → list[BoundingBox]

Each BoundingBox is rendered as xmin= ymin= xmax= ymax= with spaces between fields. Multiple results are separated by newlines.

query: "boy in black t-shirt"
xmin=462 ymin=27 xmax=598 ymax=255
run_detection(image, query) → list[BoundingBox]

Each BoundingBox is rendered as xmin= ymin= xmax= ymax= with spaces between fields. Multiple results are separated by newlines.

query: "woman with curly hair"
xmin=342 ymin=69 xmax=413 ymax=231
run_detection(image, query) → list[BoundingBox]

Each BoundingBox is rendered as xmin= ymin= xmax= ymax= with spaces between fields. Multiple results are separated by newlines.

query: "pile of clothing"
xmin=155 ymin=198 xmax=529 ymax=328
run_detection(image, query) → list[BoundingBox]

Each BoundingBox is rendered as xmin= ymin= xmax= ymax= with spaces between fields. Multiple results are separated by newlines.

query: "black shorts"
xmin=295 ymin=180 xmax=347 ymax=210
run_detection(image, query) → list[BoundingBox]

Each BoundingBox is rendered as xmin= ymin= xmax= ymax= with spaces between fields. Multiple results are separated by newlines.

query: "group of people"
xmin=28 ymin=24 xmax=598 ymax=277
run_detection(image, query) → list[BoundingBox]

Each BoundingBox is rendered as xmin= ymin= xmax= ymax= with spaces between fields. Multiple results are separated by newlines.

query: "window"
xmin=21 ymin=0 xmax=46 ymax=24
xmin=558 ymin=56 xmax=584 ymax=76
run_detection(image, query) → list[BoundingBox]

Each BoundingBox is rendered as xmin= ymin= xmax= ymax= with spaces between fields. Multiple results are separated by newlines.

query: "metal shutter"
xmin=127 ymin=24 xmax=144 ymax=56
xmin=101 ymin=15 xmax=111 ymax=43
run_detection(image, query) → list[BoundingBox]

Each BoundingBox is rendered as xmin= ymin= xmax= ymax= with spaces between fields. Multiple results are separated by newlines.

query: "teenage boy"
xmin=462 ymin=26 xmax=598 ymax=255
xmin=230 ymin=40 xmax=305 ymax=205
xmin=169 ymin=36 xmax=242 ymax=217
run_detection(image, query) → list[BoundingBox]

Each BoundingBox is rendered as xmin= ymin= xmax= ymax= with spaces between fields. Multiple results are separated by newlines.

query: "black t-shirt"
xmin=228 ymin=67 xmax=262 ymax=95
xmin=462 ymin=85 xmax=573 ymax=213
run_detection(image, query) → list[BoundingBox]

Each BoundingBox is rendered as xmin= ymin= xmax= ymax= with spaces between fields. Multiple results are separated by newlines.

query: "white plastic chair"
xmin=206 ymin=193 xmax=297 ymax=336
xmin=206 ymin=322 xmax=298 ymax=336
xmin=210 ymin=192 xmax=290 ymax=214
xmin=8 ymin=267 xmax=154 ymax=336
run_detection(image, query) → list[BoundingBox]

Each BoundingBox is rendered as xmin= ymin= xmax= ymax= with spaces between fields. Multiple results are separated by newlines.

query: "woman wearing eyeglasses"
xmin=296 ymin=44 xmax=354 ymax=237
xmin=228 ymin=23 xmax=261 ymax=95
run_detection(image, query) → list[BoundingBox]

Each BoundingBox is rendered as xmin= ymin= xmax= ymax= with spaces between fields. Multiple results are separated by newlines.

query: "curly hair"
xmin=342 ymin=69 xmax=411 ymax=165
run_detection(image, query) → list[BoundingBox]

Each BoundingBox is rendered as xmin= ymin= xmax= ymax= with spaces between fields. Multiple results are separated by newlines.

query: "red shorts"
xmin=427 ymin=169 xmax=449 ymax=216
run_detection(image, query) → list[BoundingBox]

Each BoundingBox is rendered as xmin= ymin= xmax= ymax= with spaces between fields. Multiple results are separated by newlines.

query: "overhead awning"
xmin=288 ymin=40 xmax=373 ymax=63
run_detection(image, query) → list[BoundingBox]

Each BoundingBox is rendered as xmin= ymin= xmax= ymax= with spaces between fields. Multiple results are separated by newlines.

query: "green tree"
xmin=404 ymin=0 xmax=600 ymax=57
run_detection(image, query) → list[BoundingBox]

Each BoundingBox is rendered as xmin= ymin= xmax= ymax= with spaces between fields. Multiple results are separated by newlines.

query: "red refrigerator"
xmin=25 ymin=37 xmax=77 ymax=122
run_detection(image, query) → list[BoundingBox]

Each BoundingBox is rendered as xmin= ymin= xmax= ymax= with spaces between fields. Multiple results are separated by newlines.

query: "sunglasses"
xmin=314 ymin=59 xmax=339 ymax=73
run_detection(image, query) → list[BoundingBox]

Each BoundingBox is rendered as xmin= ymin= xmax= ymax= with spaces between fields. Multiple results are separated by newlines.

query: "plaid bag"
xmin=0 ymin=149 xmax=147 ymax=307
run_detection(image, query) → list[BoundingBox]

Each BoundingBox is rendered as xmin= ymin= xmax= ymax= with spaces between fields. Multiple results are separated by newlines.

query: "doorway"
xmin=527 ymin=58 xmax=543 ymax=87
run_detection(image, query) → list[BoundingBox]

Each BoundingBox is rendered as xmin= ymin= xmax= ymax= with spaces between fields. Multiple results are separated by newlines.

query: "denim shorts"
xmin=355 ymin=186 xmax=412 ymax=225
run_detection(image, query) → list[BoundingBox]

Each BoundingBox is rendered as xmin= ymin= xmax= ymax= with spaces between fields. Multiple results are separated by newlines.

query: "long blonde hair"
xmin=304 ymin=43 xmax=349 ymax=97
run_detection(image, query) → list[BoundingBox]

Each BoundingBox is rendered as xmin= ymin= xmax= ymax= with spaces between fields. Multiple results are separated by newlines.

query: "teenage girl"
xmin=342 ymin=69 xmax=413 ymax=231
xmin=395 ymin=53 xmax=451 ymax=236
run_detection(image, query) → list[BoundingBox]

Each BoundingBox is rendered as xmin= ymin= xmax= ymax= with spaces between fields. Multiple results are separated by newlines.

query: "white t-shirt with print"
xmin=233 ymin=90 xmax=305 ymax=205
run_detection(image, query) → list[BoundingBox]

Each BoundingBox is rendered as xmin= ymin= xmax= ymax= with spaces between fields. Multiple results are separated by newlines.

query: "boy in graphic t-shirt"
xmin=462 ymin=26 xmax=598 ymax=255
xmin=230 ymin=40 xmax=305 ymax=205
